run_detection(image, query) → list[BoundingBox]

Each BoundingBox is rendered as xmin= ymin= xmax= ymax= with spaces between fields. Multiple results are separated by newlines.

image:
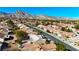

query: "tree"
xmin=74 ymin=24 xmax=79 ymax=29
xmin=61 ymin=27 xmax=72 ymax=32
xmin=66 ymin=28 xmax=72 ymax=32
xmin=56 ymin=43 xmax=66 ymax=51
xmin=61 ymin=27 xmax=66 ymax=31
xmin=47 ymin=30 xmax=51 ymax=33
xmin=6 ymin=19 xmax=19 ymax=34
xmin=45 ymin=39 xmax=50 ymax=44
xmin=15 ymin=31 xmax=28 ymax=45
xmin=6 ymin=19 xmax=14 ymax=28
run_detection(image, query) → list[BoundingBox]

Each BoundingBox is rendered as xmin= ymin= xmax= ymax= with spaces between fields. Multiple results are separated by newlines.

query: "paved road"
xmin=27 ymin=24 xmax=79 ymax=51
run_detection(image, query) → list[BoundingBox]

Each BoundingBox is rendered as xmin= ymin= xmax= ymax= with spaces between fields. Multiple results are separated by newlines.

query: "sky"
xmin=0 ymin=7 xmax=79 ymax=18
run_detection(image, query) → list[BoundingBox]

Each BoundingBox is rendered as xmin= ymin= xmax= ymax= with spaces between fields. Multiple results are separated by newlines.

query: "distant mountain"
xmin=14 ymin=11 xmax=34 ymax=19
xmin=0 ymin=11 xmax=76 ymax=20
xmin=34 ymin=15 xmax=53 ymax=20
xmin=0 ymin=11 xmax=12 ymax=18
xmin=34 ymin=15 xmax=71 ymax=20
xmin=0 ymin=11 xmax=8 ymax=15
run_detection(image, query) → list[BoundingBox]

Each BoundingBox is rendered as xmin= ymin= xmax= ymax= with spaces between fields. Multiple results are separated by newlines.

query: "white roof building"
xmin=28 ymin=34 xmax=42 ymax=42
xmin=0 ymin=38 xmax=4 ymax=42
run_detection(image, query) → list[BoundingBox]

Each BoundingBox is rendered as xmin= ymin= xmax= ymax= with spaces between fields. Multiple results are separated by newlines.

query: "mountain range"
xmin=0 ymin=11 xmax=77 ymax=20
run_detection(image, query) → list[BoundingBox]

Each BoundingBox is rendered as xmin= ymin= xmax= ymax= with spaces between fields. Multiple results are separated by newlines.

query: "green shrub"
xmin=74 ymin=24 xmax=79 ymax=29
